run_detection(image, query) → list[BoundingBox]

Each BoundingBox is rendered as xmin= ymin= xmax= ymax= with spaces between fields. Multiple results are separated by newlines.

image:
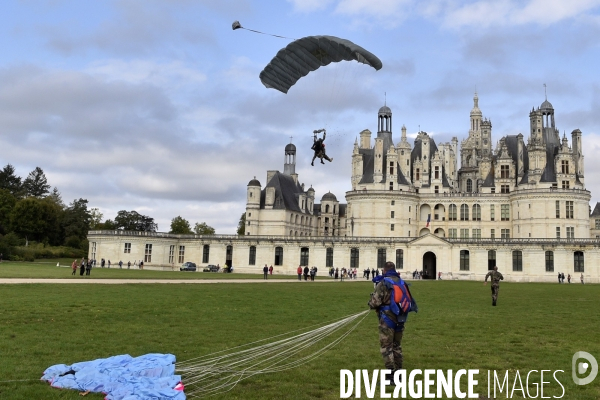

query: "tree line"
xmin=0 ymin=164 xmax=93 ymax=258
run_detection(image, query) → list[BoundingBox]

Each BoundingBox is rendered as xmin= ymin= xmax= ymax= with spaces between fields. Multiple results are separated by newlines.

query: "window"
xmin=274 ymin=247 xmax=283 ymax=266
xmin=168 ymin=245 xmax=175 ymax=264
xmin=490 ymin=205 xmax=495 ymax=221
xmin=300 ymin=247 xmax=309 ymax=266
xmin=562 ymin=180 xmax=570 ymax=189
xmin=377 ymin=248 xmax=386 ymax=270
xmin=391 ymin=224 xmax=395 ymax=231
xmin=416 ymin=169 xmax=420 ymax=180
xmin=124 ymin=243 xmax=131 ymax=253
xmin=500 ymin=165 xmax=509 ymax=179
xmin=501 ymin=229 xmax=510 ymax=239
xmin=501 ymin=205 xmax=510 ymax=221
xmin=434 ymin=166 xmax=439 ymax=179
xmin=596 ymin=219 xmax=600 ymax=230
xmin=566 ymin=201 xmax=574 ymax=219
xmin=460 ymin=204 xmax=469 ymax=221
xmin=545 ymin=251 xmax=554 ymax=272
xmin=488 ymin=250 xmax=496 ymax=270
xmin=326 ymin=248 xmax=333 ymax=267
xmin=391 ymin=200 xmax=395 ymax=205
xmin=490 ymin=229 xmax=495 ymax=239
xmin=144 ymin=244 xmax=152 ymax=263
xmin=556 ymin=227 xmax=561 ymax=238
xmin=472 ymin=204 xmax=481 ymax=221
xmin=390 ymin=162 xmax=394 ymax=175
xmin=449 ymin=204 xmax=457 ymax=221
xmin=512 ymin=250 xmax=523 ymax=271
xmin=178 ymin=246 xmax=185 ymax=263
xmin=391 ymin=211 xmax=395 ymax=218
xmin=389 ymin=182 xmax=394 ymax=191
xmin=491 ymin=187 xmax=496 ymax=194
xmin=249 ymin=246 xmax=256 ymax=265
xmin=561 ymin=160 xmax=569 ymax=174
xmin=472 ymin=229 xmax=481 ymax=239
xmin=448 ymin=229 xmax=457 ymax=238
xmin=350 ymin=248 xmax=360 ymax=269
xmin=556 ymin=201 xmax=560 ymax=218
xmin=325 ymin=204 xmax=330 ymax=213
xmin=567 ymin=227 xmax=574 ymax=239
xmin=396 ymin=249 xmax=403 ymax=270
xmin=466 ymin=179 xmax=473 ymax=192
xmin=460 ymin=250 xmax=469 ymax=271
xmin=203 ymin=245 xmax=210 ymax=263
xmin=460 ymin=229 xmax=469 ymax=239
xmin=91 ymin=242 xmax=96 ymax=261
xmin=574 ymin=251 xmax=584 ymax=272
xmin=434 ymin=186 xmax=439 ymax=194
xmin=501 ymin=185 xmax=510 ymax=193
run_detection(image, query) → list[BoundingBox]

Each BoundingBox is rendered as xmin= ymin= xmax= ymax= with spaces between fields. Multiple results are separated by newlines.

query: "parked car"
xmin=203 ymin=264 xmax=220 ymax=272
xmin=180 ymin=262 xmax=197 ymax=271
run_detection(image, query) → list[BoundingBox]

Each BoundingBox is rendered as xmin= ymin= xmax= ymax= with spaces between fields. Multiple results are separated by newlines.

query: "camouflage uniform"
xmin=485 ymin=269 xmax=504 ymax=305
xmin=368 ymin=276 xmax=404 ymax=371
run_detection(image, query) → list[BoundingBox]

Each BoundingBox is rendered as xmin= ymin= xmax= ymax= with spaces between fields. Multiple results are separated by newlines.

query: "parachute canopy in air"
xmin=259 ymin=35 xmax=382 ymax=94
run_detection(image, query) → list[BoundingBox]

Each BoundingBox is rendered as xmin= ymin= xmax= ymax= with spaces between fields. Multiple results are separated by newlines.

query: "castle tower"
xmin=284 ymin=142 xmax=296 ymax=175
xmin=377 ymin=105 xmax=393 ymax=151
xmin=470 ymin=92 xmax=482 ymax=136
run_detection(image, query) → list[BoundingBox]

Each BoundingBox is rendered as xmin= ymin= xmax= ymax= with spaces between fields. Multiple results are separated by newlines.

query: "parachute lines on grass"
xmin=176 ymin=310 xmax=369 ymax=398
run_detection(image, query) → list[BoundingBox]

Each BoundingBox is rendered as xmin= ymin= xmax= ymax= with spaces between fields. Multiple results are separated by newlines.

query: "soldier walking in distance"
xmin=484 ymin=266 xmax=504 ymax=306
xmin=368 ymin=261 xmax=417 ymax=378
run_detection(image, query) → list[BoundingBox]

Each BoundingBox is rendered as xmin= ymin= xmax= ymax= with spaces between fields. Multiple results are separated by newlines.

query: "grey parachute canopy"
xmin=259 ymin=35 xmax=382 ymax=94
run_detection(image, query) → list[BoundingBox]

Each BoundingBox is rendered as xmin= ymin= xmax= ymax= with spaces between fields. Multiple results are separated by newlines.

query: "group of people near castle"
xmin=558 ymin=272 xmax=584 ymax=284
xmin=70 ymin=257 xmax=144 ymax=276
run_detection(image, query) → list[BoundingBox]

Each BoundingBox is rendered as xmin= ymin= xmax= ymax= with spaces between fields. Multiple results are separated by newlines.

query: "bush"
xmin=65 ymin=236 xmax=81 ymax=249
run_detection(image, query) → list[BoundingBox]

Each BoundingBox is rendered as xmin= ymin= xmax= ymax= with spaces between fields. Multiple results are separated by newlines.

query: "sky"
xmin=1 ymin=0 xmax=600 ymax=233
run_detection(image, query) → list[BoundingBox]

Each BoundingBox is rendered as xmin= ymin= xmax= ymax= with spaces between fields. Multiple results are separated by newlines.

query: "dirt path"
xmin=0 ymin=278 xmax=367 ymax=284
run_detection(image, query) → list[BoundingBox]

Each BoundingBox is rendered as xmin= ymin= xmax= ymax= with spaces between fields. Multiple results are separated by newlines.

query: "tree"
xmin=46 ymin=187 xmax=64 ymax=208
xmin=194 ymin=222 xmax=215 ymax=235
xmin=170 ymin=216 xmax=193 ymax=234
xmin=10 ymin=197 xmax=62 ymax=244
xmin=61 ymin=198 xmax=92 ymax=241
xmin=23 ymin=167 xmax=51 ymax=198
xmin=0 ymin=189 xmax=17 ymax=234
xmin=237 ymin=213 xmax=246 ymax=235
xmin=0 ymin=164 xmax=23 ymax=198
xmin=90 ymin=208 xmax=104 ymax=229
xmin=113 ymin=210 xmax=158 ymax=232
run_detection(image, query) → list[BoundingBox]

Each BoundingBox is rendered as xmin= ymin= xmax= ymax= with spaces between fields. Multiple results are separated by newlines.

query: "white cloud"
xmin=287 ymin=0 xmax=336 ymax=12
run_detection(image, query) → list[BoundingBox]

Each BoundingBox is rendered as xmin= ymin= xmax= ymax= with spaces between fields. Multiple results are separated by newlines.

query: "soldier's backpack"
xmin=382 ymin=277 xmax=418 ymax=318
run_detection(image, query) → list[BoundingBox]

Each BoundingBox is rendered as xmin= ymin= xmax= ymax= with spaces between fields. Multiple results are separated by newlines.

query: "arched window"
xmin=472 ymin=204 xmax=481 ymax=221
xmin=466 ymin=179 xmax=473 ymax=192
xmin=396 ymin=249 xmax=404 ymax=270
xmin=460 ymin=250 xmax=469 ymax=271
xmin=274 ymin=247 xmax=283 ymax=266
xmin=460 ymin=204 xmax=469 ymax=221
xmin=325 ymin=204 xmax=330 ymax=213
xmin=350 ymin=248 xmax=360 ymax=269
xmin=449 ymin=204 xmax=457 ymax=221
xmin=574 ymin=251 xmax=584 ymax=272
xmin=202 ymin=245 xmax=210 ymax=263
xmin=290 ymin=214 xmax=294 ymax=223
xmin=249 ymin=246 xmax=256 ymax=265
xmin=512 ymin=250 xmax=523 ymax=271
xmin=545 ymin=251 xmax=554 ymax=272
xmin=295 ymin=215 xmax=299 ymax=224
xmin=300 ymin=247 xmax=309 ymax=266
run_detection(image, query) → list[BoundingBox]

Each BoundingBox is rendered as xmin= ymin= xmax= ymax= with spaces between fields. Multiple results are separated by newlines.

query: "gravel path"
xmin=0 ymin=278 xmax=366 ymax=284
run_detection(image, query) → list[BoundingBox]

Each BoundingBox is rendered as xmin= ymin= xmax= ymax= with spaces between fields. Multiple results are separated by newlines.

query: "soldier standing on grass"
xmin=368 ymin=261 xmax=417 ymax=379
xmin=484 ymin=266 xmax=504 ymax=306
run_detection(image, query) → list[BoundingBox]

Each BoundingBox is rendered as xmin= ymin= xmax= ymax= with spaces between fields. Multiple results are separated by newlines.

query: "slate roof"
xmin=260 ymin=172 xmax=306 ymax=212
xmin=591 ymin=202 xmax=600 ymax=217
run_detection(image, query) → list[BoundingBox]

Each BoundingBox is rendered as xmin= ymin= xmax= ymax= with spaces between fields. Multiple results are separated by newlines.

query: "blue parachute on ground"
xmin=41 ymin=353 xmax=185 ymax=400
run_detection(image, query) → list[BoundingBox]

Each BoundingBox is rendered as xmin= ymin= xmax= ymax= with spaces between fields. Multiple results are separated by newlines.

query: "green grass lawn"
xmin=0 ymin=280 xmax=598 ymax=399
xmin=0 ymin=261 xmax=330 ymax=280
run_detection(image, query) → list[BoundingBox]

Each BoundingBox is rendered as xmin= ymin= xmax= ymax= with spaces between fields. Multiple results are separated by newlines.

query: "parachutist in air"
xmin=311 ymin=129 xmax=333 ymax=166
